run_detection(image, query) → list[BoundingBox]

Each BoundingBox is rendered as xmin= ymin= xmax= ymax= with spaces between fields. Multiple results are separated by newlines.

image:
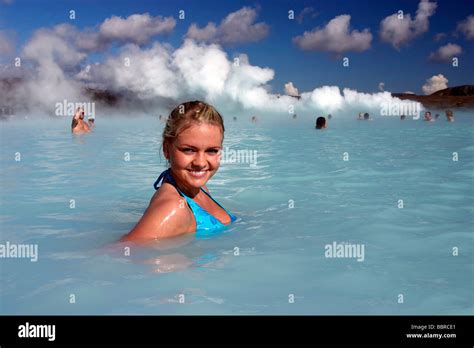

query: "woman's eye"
xmin=207 ymin=149 xmax=219 ymax=154
xmin=183 ymin=148 xmax=195 ymax=153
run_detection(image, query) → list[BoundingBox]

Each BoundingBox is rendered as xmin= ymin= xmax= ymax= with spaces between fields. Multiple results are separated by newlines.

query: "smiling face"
xmin=164 ymin=122 xmax=223 ymax=196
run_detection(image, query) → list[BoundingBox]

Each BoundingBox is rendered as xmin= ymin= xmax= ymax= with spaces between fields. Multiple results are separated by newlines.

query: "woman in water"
xmin=71 ymin=107 xmax=91 ymax=133
xmin=121 ymin=101 xmax=236 ymax=241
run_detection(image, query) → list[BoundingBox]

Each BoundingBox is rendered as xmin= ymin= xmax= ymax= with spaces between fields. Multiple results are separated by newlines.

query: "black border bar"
xmin=0 ymin=315 xmax=472 ymax=346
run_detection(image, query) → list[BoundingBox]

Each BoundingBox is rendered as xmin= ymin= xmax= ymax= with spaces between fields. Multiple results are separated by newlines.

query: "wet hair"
xmin=71 ymin=117 xmax=78 ymax=131
xmin=316 ymin=116 xmax=326 ymax=129
xmin=162 ymin=100 xmax=225 ymax=154
xmin=445 ymin=110 xmax=453 ymax=117
xmin=364 ymin=113 xmax=370 ymax=120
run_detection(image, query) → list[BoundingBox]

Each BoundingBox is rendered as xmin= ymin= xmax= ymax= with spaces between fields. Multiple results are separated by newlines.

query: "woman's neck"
xmin=169 ymin=171 xmax=201 ymax=198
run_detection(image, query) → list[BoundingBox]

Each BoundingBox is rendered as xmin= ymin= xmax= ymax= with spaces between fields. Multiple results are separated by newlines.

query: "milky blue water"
xmin=1 ymin=113 xmax=473 ymax=314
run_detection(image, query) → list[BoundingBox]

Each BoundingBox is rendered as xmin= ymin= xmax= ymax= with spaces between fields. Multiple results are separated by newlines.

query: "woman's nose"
xmin=192 ymin=152 xmax=206 ymax=167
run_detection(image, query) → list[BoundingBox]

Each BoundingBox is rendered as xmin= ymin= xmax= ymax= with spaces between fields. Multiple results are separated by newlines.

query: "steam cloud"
xmin=2 ymin=8 xmax=425 ymax=118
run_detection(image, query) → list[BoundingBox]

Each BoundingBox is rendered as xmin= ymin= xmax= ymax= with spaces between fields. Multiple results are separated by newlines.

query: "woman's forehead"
xmin=176 ymin=123 xmax=223 ymax=146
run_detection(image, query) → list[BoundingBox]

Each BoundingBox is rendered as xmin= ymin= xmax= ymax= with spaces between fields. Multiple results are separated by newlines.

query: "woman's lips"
xmin=186 ymin=169 xmax=208 ymax=178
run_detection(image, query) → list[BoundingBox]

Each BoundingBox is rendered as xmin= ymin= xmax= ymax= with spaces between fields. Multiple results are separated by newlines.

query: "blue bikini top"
xmin=153 ymin=168 xmax=236 ymax=238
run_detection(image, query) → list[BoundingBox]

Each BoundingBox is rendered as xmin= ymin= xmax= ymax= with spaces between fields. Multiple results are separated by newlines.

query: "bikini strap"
xmin=153 ymin=168 xmax=177 ymax=190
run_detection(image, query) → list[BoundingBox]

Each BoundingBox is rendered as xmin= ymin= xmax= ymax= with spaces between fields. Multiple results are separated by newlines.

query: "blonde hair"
xmin=162 ymin=101 xmax=225 ymax=150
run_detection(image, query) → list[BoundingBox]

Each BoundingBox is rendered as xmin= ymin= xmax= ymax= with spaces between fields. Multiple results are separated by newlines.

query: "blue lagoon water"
xmin=1 ymin=113 xmax=473 ymax=314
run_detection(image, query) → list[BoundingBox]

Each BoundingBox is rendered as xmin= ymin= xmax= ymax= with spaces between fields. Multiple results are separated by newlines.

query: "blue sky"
xmin=1 ymin=0 xmax=473 ymax=94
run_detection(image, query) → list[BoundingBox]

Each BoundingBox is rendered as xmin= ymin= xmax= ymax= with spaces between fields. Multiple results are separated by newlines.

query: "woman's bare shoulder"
xmin=150 ymin=183 xmax=182 ymax=205
xmin=122 ymin=184 xmax=194 ymax=241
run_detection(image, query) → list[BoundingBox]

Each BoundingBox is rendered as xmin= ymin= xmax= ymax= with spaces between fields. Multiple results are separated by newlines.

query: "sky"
xmin=0 ymin=0 xmax=473 ymax=113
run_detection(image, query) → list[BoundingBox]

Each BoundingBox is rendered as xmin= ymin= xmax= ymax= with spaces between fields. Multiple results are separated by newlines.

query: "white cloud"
xmin=50 ymin=14 xmax=176 ymax=53
xmin=284 ymin=82 xmax=299 ymax=96
xmin=293 ymin=15 xmax=372 ymax=53
xmin=378 ymin=82 xmax=385 ymax=92
xmin=185 ymin=7 xmax=269 ymax=45
xmin=422 ymin=74 xmax=448 ymax=95
xmin=0 ymin=30 xmax=14 ymax=55
xmin=429 ymin=43 xmax=462 ymax=62
xmin=99 ymin=13 xmax=176 ymax=45
xmin=457 ymin=15 xmax=474 ymax=39
xmin=379 ymin=0 xmax=437 ymax=49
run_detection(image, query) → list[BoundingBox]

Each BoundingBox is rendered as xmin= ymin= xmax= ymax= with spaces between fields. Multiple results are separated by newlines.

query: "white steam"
xmin=8 ymin=10 xmax=424 ymax=118
xmin=284 ymin=82 xmax=300 ymax=96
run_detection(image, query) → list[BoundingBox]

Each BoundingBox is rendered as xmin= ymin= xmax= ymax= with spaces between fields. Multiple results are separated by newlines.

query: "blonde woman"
xmin=122 ymin=101 xmax=236 ymax=241
xmin=71 ymin=107 xmax=91 ymax=133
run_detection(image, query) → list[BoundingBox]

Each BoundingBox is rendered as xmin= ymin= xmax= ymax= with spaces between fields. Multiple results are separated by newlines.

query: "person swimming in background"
xmin=87 ymin=115 xmax=95 ymax=128
xmin=424 ymin=111 xmax=434 ymax=122
xmin=251 ymin=116 xmax=257 ymax=123
xmin=445 ymin=109 xmax=454 ymax=122
xmin=293 ymin=114 xmax=297 ymax=119
xmin=121 ymin=100 xmax=236 ymax=241
xmin=358 ymin=112 xmax=364 ymax=120
xmin=400 ymin=115 xmax=406 ymax=120
xmin=233 ymin=116 xmax=237 ymax=121
xmin=327 ymin=114 xmax=332 ymax=120
xmin=71 ymin=107 xmax=90 ymax=134
xmin=435 ymin=113 xmax=440 ymax=119
xmin=363 ymin=112 xmax=370 ymax=120
xmin=315 ymin=116 xmax=326 ymax=129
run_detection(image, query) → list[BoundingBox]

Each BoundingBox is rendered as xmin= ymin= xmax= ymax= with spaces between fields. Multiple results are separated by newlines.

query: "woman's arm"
xmin=121 ymin=197 xmax=194 ymax=241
